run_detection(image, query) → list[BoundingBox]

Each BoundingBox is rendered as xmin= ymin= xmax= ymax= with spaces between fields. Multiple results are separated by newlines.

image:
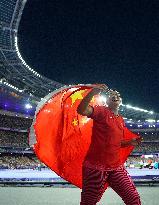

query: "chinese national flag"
xmin=29 ymin=84 xmax=138 ymax=193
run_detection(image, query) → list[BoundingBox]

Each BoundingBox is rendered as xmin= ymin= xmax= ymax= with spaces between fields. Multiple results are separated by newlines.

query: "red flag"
xmin=29 ymin=84 xmax=138 ymax=190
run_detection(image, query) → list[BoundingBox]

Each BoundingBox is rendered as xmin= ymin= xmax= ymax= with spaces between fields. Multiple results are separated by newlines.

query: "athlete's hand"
xmin=92 ymin=84 xmax=109 ymax=95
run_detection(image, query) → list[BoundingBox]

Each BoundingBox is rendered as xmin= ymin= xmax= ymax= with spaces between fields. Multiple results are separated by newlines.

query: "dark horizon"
xmin=18 ymin=0 xmax=159 ymax=112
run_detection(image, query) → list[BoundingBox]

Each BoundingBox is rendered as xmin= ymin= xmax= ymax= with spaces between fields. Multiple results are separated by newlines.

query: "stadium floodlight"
xmin=25 ymin=103 xmax=32 ymax=109
xmin=145 ymin=119 xmax=155 ymax=122
xmin=125 ymin=104 xmax=154 ymax=114
xmin=14 ymin=36 xmax=42 ymax=78
xmin=126 ymin=120 xmax=134 ymax=123
xmin=126 ymin=104 xmax=133 ymax=109
xmin=0 ymin=80 xmax=20 ymax=92
xmin=138 ymin=125 xmax=142 ymax=127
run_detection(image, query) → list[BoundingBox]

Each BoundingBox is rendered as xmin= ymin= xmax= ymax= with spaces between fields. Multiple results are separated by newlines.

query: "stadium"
xmin=0 ymin=0 xmax=159 ymax=204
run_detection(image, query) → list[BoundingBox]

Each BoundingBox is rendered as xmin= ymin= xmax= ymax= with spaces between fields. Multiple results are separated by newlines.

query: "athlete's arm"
xmin=77 ymin=84 xmax=108 ymax=117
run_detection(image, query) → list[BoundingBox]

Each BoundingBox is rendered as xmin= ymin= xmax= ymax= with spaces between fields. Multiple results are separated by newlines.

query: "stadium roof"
xmin=0 ymin=0 xmax=158 ymax=120
xmin=0 ymin=0 xmax=64 ymax=100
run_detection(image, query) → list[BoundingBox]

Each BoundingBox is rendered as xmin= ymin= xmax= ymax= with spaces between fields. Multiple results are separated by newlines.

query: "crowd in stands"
xmin=0 ymin=130 xmax=159 ymax=151
xmin=1 ymin=129 xmax=159 ymax=152
xmin=0 ymin=113 xmax=159 ymax=170
xmin=136 ymin=133 xmax=159 ymax=141
xmin=0 ymin=154 xmax=158 ymax=170
xmin=0 ymin=155 xmax=46 ymax=169
xmin=1 ymin=130 xmax=159 ymax=151
xmin=134 ymin=143 xmax=159 ymax=152
xmin=0 ymin=130 xmax=28 ymax=147
xmin=0 ymin=113 xmax=32 ymax=130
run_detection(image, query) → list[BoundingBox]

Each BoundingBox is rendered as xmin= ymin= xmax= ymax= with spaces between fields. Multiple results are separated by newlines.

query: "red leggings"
xmin=80 ymin=165 xmax=141 ymax=205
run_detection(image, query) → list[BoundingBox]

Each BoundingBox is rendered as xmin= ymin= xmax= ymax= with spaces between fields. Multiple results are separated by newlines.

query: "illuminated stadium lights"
xmin=125 ymin=104 xmax=154 ymax=114
xmin=138 ymin=125 xmax=142 ymax=127
xmin=126 ymin=120 xmax=134 ymax=123
xmin=14 ymin=36 xmax=42 ymax=78
xmin=149 ymin=125 xmax=153 ymax=128
xmin=0 ymin=79 xmax=23 ymax=92
xmin=25 ymin=103 xmax=32 ymax=109
xmin=145 ymin=119 xmax=156 ymax=122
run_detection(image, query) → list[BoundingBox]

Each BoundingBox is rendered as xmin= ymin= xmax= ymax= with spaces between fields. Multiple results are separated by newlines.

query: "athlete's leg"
xmin=80 ymin=165 xmax=109 ymax=205
xmin=107 ymin=165 xmax=141 ymax=205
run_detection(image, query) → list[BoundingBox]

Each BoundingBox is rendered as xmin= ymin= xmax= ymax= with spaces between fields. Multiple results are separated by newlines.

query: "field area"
xmin=0 ymin=186 xmax=159 ymax=205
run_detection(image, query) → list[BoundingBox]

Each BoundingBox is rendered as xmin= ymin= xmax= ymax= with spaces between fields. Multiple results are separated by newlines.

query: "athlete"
xmin=77 ymin=84 xmax=142 ymax=205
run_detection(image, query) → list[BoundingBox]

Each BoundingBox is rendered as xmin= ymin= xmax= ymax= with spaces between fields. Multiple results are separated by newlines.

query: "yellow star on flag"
xmin=72 ymin=119 xmax=78 ymax=126
xmin=70 ymin=90 xmax=85 ymax=105
xmin=91 ymin=96 xmax=95 ymax=103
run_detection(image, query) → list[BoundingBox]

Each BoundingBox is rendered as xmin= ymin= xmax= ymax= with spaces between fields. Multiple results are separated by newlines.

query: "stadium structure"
xmin=0 ymin=0 xmax=159 ymax=188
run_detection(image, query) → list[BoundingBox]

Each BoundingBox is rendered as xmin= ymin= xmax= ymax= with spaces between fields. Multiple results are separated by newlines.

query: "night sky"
xmin=18 ymin=0 xmax=159 ymax=112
